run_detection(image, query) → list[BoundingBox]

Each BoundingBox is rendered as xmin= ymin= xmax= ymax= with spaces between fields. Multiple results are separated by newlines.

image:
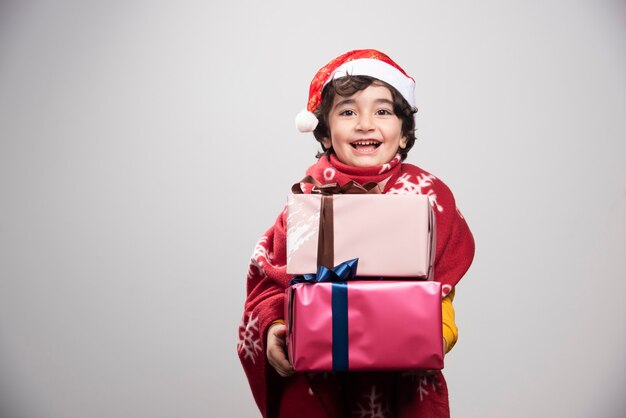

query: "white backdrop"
xmin=1 ymin=1 xmax=624 ymax=417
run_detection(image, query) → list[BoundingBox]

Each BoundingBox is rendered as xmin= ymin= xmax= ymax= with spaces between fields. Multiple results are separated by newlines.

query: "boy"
xmin=238 ymin=49 xmax=475 ymax=417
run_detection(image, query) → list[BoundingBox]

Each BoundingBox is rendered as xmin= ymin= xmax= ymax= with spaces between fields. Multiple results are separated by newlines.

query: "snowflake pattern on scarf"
xmin=400 ymin=372 xmax=443 ymax=402
xmin=237 ymin=313 xmax=262 ymax=364
xmin=378 ymin=154 xmax=402 ymax=175
xmin=354 ymin=385 xmax=392 ymax=418
xmin=417 ymin=375 xmax=442 ymax=402
xmin=387 ymin=173 xmax=443 ymax=212
xmin=247 ymin=236 xmax=269 ymax=281
xmin=251 ymin=235 xmax=283 ymax=270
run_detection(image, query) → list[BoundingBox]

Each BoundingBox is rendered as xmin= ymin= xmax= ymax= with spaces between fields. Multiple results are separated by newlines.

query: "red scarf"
xmin=238 ymin=154 xmax=475 ymax=417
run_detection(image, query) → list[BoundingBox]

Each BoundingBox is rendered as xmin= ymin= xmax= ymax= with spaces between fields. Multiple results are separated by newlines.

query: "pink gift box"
xmin=286 ymin=194 xmax=435 ymax=278
xmin=285 ymin=280 xmax=443 ymax=371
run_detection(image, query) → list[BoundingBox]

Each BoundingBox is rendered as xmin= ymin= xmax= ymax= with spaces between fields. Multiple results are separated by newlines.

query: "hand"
xmin=266 ymin=323 xmax=294 ymax=377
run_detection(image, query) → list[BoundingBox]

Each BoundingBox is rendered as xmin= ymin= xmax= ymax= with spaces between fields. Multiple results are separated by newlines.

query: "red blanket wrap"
xmin=238 ymin=154 xmax=475 ymax=417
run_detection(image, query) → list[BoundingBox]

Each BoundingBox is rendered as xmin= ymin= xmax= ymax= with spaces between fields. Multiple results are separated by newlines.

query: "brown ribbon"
xmin=292 ymin=176 xmax=382 ymax=269
xmin=318 ymin=195 xmax=334 ymax=269
xmin=291 ymin=175 xmax=382 ymax=196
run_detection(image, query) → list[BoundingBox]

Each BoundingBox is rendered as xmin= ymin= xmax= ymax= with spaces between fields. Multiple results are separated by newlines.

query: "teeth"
xmin=352 ymin=140 xmax=380 ymax=146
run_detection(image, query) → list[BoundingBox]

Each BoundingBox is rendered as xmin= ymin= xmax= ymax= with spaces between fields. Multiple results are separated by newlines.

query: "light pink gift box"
xmin=286 ymin=194 xmax=436 ymax=278
xmin=285 ymin=280 xmax=443 ymax=371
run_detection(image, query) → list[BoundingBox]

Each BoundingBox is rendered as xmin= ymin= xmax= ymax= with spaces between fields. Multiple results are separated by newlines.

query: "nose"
xmin=356 ymin=113 xmax=374 ymax=131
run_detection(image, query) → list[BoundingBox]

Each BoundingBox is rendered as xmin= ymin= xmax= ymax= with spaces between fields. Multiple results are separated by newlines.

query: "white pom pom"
xmin=295 ymin=109 xmax=318 ymax=132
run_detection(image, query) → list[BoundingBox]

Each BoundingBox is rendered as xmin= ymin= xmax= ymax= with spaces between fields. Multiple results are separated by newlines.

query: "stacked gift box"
xmin=284 ymin=181 xmax=441 ymax=372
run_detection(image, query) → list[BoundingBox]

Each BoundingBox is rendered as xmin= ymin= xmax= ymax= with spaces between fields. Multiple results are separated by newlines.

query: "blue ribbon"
xmin=331 ymin=281 xmax=348 ymax=371
xmin=290 ymin=258 xmax=358 ymax=371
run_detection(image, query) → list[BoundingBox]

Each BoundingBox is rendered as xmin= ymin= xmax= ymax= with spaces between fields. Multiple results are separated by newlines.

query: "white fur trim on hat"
xmin=295 ymin=109 xmax=319 ymax=132
xmin=331 ymin=58 xmax=416 ymax=108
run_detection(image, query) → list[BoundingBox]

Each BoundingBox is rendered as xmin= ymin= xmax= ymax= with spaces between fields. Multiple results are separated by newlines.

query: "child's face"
xmin=322 ymin=84 xmax=407 ymax=168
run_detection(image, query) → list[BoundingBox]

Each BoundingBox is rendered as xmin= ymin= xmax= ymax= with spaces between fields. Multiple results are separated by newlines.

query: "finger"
xmin=268 ymin=346 xmax=294 ymax=377
xmin=275 ymin=351 xmax=294 ymax=375
xmin=276 ymin=363 xmax=295 ymax=377
xmin=269 ymin=356 xmax=294 ymax=377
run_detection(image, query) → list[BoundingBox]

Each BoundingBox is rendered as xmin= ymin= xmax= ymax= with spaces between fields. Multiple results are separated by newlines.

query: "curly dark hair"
xmin=312 ymin=75 xmax=418 ymax=161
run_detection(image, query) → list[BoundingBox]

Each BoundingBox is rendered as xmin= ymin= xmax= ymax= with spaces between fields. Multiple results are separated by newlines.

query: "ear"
xmin=399 ymin=136 xmax=408 ymax=149
xmin=321 ymin=137 xmax=332 ymax=149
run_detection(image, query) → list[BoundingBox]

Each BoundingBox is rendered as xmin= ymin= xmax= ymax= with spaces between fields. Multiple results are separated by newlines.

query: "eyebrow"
xmin=333 ymin=98 xmax=394 ymax=110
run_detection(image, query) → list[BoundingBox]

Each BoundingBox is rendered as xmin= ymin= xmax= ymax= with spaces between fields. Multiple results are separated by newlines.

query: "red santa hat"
xmin=295 ymin=49 xmax=416 ymax=132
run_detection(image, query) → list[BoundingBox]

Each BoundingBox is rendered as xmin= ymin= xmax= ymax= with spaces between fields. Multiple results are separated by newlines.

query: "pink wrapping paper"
xmin=286 ymin=280 xmax=443 ymax=371
xmin=286 ymin=194 xmax=436 ymax=278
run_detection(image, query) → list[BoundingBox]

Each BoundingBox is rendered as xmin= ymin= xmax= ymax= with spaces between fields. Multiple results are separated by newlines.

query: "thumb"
xmin=272 ymin=324 xmax=287 ymax=338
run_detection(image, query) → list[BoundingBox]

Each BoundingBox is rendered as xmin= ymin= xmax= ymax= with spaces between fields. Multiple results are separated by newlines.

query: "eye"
xmin=339 ymin=109 xmax=355 ymax=116
xmin=376 ymin=109 xmax=393 ymax=116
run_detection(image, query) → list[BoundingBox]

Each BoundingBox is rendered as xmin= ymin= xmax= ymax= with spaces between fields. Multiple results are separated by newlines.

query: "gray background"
xmin=1 ymin=0 xmax=625 ymax=417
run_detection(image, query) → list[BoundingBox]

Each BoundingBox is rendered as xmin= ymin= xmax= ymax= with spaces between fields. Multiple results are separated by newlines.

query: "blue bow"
xmin=289 ymin=258 xmax=359 ymax=285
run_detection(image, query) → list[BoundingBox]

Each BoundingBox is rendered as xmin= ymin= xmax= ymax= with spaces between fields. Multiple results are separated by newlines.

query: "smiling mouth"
xmin=350 ymin=140 xmax=381 ymax=152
